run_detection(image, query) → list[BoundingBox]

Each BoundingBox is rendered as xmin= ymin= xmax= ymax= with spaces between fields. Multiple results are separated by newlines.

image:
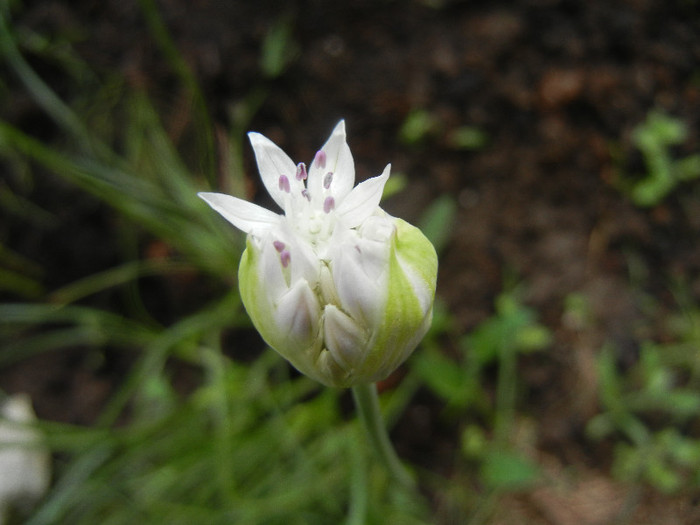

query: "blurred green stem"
xmin=351 ymin=383 xmax=415 ymax=488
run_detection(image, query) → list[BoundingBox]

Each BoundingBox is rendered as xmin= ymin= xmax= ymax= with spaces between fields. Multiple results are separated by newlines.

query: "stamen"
xmin=323 ymin=196 xmax=335 ymax=213
xmin=323 ymin=171 xmax=333 ymax=189
xmin=273 ymin=240 xmax=286 ymax=252
xmin=278 ymin=175 xmax=290 ymax=193
xmin=313 ymin=150 xmax=327 ymax=169
xmin=280 ymin=250 xmax=291 ymax=268
xmin=295 ymin=162 xmax=307 ymax=181
xmin=301 ymin=189 xmax=311 ymax=201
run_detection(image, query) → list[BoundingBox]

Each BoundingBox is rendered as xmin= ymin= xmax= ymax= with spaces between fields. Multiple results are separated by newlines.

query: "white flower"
xmin=0 ymin=394 xmax=50 ymax=524
xmin=199 ymin=120 xmax=437 ymax=387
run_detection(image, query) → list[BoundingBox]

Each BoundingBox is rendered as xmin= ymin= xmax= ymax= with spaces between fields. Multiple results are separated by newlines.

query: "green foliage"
xmin=467 ymin=293 xmax=552 ymax=364
xmin=20 ymin=354 xmax=427 ymax=525
xmin=399 ymin=109 xmax=488 ymax=150
xmin=612 ymin=428 xmax=700 ymax=493
xmin=413 ymin=289 xmax=549 ymax=496
xmin=414 ymin=290 xmax=551 ymax=413
xmin=587 ymin=303 xmax=700 ymax=493
xmin=619 ymin=109 xmax=700 ymax=207
xmin=478 ymin=449 xmax=541 ymax=491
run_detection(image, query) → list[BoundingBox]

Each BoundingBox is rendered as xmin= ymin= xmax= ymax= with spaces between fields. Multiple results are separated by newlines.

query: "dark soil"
xmin=2 ymin=0 xmax=700 ymax=523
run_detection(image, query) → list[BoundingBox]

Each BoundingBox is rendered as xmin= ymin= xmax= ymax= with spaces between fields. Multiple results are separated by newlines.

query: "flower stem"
xmin=351 ymin=382 xmax=415 ymax=488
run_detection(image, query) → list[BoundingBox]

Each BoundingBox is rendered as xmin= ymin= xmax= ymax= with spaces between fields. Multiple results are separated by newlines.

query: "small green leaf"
xmin=461 ymin=425 xmax=487 ymax=458
xmin=260 ymin=17 xmax=298 ymax=78
xmin=413 ymin=350 xmax=475 ymax=406
xmin=675 ymin=154 xmax=700 ymax=181
xmin=516 ymin=325 xmax=551 ymax=352
xmin=399 ymin=109 xmax=437 ymax=145
xmin=448 ymin=126 xmax=488 ymax=151
xmin=418 ymin=195 xmax=457 ymax=255
xmin=480 ymin=449 xmax=540 ymax=491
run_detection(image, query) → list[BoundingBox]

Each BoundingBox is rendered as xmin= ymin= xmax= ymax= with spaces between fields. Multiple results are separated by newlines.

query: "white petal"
xmin=335 ymin=164 xmax=391 ymax=227
xmin=283 ymin=229 xmax=321 ymax=285
xmin=248 ymin=132 xmax=300 ymax=210
xmin=275 ymin=278 xmax=321 ymax=344
xmin=330 ymin=235 xmax=388 ymax=324
xmin=198 ymin=192 xmax=279 ymax=234
xmin=257 ymin=234 xmax=289 ymax=301
xmin=307 ymin=120 xmax=355 ymax=204
xmin=323 ymin=304 xmax=367 ymax=370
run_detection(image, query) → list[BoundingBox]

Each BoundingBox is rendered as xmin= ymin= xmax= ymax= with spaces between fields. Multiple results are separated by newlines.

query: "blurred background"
xmin=1 ymin=0 xmax=699 ymax=523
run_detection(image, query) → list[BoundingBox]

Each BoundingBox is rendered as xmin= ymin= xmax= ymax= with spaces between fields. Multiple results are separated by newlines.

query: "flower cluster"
xmin=199 ymin=121 xmax=437 ymax=387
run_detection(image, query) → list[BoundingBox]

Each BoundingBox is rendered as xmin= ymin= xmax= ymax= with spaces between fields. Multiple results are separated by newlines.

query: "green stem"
xmin=351 ymin=383 xmax=415 ymax=488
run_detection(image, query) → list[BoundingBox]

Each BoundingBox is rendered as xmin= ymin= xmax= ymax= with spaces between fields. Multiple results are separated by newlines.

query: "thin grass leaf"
xmin=0 ymin=121 xmax=242 ymax=277
xmin=0 ymin=265 xmax=43 ymax=298
xmin=48 ymin=259 xmax=194 ymax=306
xmin=137 ymin=0 xmax=216 ymax=181
xmin=96 ymin=291 xmax=243 ymax=427
xmin=0 ymin=182 xmax=56 ymax=226
xmin=0 ymin=8 xmax=110 ymax=158
xmin=24 ymin=442 xmax=115 ymax=525
xmin=0 ymin=303 xmax=158 ymax=366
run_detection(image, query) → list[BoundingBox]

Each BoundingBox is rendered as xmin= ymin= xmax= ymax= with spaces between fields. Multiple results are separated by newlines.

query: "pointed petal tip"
xmin=248 ymin=131 xmax=287 ymax=153
xmin=247 ymin=131 xmax=268 ymax=145
xmin=334 ymin=165 xmax=391 ymax=227
xmin=331 ymin=119 xmax=346 ymax=137
xmin=372 ymin=164 xmax=391 ymax=184
xmin=197 ymin=191 xmax=280 ymax=233
xmin=197 ymin=191 xmax=231 ymax=210
xmin=197 ymin=191 xmax=217 ymax=203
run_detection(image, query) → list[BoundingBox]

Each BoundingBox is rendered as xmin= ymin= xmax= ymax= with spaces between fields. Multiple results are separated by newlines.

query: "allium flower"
xmin=199 ymin=120 xmax=437 ymax=387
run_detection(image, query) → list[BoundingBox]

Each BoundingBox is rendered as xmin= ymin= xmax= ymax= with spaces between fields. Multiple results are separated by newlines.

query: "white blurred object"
xmin=0 ymin=394 xmax=51 ymax=524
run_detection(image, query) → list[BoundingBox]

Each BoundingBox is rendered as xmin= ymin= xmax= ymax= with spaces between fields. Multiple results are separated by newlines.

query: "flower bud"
xmin=199 ymin=120 xmax=437 ymax=387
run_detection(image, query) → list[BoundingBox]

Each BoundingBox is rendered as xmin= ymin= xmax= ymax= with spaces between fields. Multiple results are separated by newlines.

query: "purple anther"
xmin=295 ymin=162 xmax=308 ymax=181
xmin=313 ymin=150 xmax=327 ymax=169
xmin=280 ymin=250 xmax=291 ymax=268
xmin=323 ymin=196 xmax=335 ymax=214
xmin=323 ymin=171 xmax=333 ymax=189
xmin=273 ymin=240 xmax=286 ymax=252
xmin=301 ymin=189 xmax=311 ymax=201
xmin=278 ymin=175 xmax=291 ymax=193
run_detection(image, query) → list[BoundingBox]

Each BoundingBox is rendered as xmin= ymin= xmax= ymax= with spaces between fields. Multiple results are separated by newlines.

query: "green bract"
xmin=199 ymin=121 xmax=437 ymax=387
